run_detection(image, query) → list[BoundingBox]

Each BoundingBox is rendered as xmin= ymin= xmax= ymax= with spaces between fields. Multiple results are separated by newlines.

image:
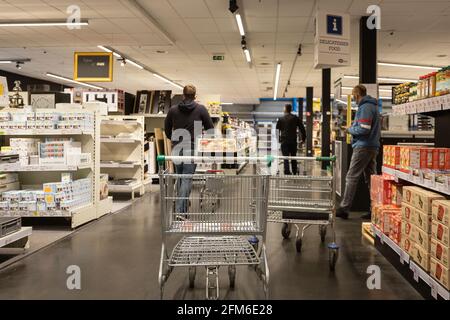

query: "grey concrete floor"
xmin=0 ymin=190 xmax=422 ymax=300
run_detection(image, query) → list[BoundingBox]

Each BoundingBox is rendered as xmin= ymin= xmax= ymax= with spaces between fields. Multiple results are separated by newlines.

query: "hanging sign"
xmin=74 ymin=52 xmax=113 ymax=82
xmin=314 ymin=11 xmax=351 ymax=69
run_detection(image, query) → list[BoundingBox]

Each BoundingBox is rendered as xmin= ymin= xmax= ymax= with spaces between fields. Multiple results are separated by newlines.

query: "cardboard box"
xmin=403 ymin=186 xmax=422 ymax=206
xmin=401 ymin=237 xmax=414 ymax=255
xmin=430 ymin=238 xmax=450 ymax=268
xmin=391 ymin=183 xmax=403 ymax=206
xmin=401 ymin=220 xmax=416 ymax=241
xmin=433 ymin=148 xmax=450 ymax=170
xmin=412 ymin=243 xmax=430 ymax=271
xmin=402 ymin=203 xmax=415 ymax=222
xmin=432 ymin=220 xmax=450 ymax=247
xmin=413 ymin=226 xmax=430 ymax=250
xmin=432 ymin=200 xmax=450 ymax=227
xmin=413 ymin=188 xmax=444 ymax=214
xmin=430 ymin=258 xmax=450 ymax=290
xmin=389 ymin=214 xmax=402 ymax=244
xmin=413 ymin=208 xmax=432 ymax=233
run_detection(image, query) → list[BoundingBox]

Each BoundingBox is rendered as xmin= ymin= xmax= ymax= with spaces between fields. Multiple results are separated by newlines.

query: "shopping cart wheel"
xmin=281 ymin=223 xmax=291 ymax=239
xmin=295 ymin=238 xmax=302 ymax=253
xmin=189 ymin=267 xmax=196 ymax=288
xmin=319 ymin=225 xmax=327 ymax=243
xmin=328 ymin=243 xmax=340 ymax=271
xmin=228 ymin=266 xmax=236 ymax=289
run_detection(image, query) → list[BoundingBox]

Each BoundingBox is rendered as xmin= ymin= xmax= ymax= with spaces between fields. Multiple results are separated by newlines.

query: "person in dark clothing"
xmin=164 ymin=84 xmax=214 ymax=213
xmin=276 ymin=104 xmax=306 ymax=175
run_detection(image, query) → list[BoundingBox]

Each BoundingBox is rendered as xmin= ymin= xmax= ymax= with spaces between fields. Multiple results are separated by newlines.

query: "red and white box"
xmin=413 ymin=208 xmax=432 ymax=233
xmin=402 ymin=202 xmax=415 ymax=222
xmin=432 ymin=200 xmax=450 ymax=226
xmin=431 ymin=237 xmax=450 ymax=268
xmin=402 ymin=220 xmax=416 ymax=241
xmin=432 ymin=220 xmax=450 ymax=247
xmin=412 ymin=243 xmax=430 ymax=272
xmin=430 ymin=258 xmax=450 ymax=290
xmin=401 ymin=237 xmax=414 ymax=255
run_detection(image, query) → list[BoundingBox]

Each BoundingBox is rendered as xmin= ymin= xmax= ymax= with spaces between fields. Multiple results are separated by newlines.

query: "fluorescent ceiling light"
xmin=125 ymin=59 xmax=144 ymax=70
xmin=378 ymin=62 xmax=441 ymax=71
xmin=0 ymin=21 xmax=88 ymax=27
xmin=244 ymin=49 xmax=251 ymax=63
xmin=0 ymin=60 xmax=12 ymax=64
xmin=235 ymin=14 xmax=245 ymax=36
xmin=343 ymin=75 xmax=359 ymax=79
xmin=378 ymin=77 xmax=417 ymax=83
xmin=46 ymin=73 xmax=103 ymax=90
xmin=97 ymin=45 xmax=111 ymax=53
xmin=273 ymin=63 xmax=281 ymax=101
xmin=335 ymin=99 xmax=347 ymax=104
xmin=221 ymin=102 xmax=234 ymax=105
xmin=380 ymin=96 xmax=392 ymax=100
xmin=153 ymin=73 xmax=183 ymax=90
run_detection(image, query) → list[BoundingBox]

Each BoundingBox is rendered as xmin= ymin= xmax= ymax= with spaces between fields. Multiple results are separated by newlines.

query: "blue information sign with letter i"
xmin=327 ymin=15 xmax=343 ymax=35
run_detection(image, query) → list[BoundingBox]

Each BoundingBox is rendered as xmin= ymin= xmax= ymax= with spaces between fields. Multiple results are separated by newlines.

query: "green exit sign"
xmin=213 ymin=55 xmax=225 ymax=61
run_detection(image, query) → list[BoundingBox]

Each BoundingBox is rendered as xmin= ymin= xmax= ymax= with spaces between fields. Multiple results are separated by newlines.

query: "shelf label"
xmin=411 ymin=264 xmax=419 ymax=282
xmin=431 ymin=281 xmax=438 ymax=300
xmin=380 ymin=233 xmax=384 ymax=245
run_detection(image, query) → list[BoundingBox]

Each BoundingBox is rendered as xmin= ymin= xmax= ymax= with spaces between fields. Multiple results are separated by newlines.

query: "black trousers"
xmin=281 ymin=142 xmax=298 ymax=175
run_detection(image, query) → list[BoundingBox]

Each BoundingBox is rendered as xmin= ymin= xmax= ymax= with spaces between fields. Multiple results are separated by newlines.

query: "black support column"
xmin=297 ymin=97 xmax=304 ymax=123
xmin=321 ymin=68 xmax=331 ymax=169
xmin=359 ymin=16 xmax=377 ymax=84
xmin=306 ymin=87 xmax=313 ymax=157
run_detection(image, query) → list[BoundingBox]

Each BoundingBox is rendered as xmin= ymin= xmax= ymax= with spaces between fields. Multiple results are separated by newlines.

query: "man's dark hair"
xmin=183 ymin=84 xmax=196 ymax=100
xmin=285 ymin=104 xmax=292 ymax=113
xmin=353 ymin=84 xmax=367 ymax=97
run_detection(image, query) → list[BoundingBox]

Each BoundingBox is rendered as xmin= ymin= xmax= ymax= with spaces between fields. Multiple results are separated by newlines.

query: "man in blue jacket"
xmin=337 ymin=85 xmax=381 ymax=220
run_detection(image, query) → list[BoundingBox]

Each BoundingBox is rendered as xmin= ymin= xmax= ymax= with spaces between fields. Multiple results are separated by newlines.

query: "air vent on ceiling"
xmin=259 ymin=62 xmax=271 ymax=66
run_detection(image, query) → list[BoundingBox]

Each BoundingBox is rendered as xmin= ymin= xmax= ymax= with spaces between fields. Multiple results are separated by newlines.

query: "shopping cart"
xmin=267 ymin=156 xmax=339 ymax=271
xmin=157 ymin=155 xmax=272 ymax=300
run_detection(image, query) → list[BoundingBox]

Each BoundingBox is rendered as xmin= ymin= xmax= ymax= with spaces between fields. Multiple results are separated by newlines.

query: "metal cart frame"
xmin=267 ymin=156 xmax=339 ymax=271
xmin=157 ymin=155 xmax=272 ymax=300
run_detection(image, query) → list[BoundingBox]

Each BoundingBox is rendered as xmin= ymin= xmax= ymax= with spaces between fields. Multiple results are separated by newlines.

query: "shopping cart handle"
xmin=316 ymin=156 xmax=337 ymax=162
xmin=157 ymin=155 xmax=166 ymax=164
xmin=266 ymin=155 xmax=275 ymax=167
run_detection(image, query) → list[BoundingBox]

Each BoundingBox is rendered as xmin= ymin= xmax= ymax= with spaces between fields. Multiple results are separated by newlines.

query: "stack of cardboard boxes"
xmin=401 ymin=186 xmax=444 ymax=272
xmin=430 ymin=200 xmax=450 ymax=290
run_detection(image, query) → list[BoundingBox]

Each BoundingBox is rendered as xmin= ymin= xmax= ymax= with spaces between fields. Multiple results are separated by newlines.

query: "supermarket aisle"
xmin=0 ymin=192 xmax=422 ymax=300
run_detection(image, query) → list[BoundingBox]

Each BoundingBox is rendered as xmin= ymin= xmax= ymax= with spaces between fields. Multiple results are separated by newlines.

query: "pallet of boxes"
xmin=401 ymin=187 xmax=445 ymax=278
xmin=430 ymin=199 xmax=450 ymax=290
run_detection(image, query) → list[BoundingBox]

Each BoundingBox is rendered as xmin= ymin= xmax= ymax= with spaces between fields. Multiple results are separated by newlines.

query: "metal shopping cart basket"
xmin=157 ymin=155 xmax=272 ymax=300
xmin=267 ymin=155 xmax=339 ymax=271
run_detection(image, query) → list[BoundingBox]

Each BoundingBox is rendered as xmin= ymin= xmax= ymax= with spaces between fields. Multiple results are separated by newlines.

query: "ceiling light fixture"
xmin=378 ymin=62 xmax=441 ymax=71
xmin=0 ymin=60 xmax=12 ymax=64
xmin=97 ymin=45 xmax=111 ymax=53
xmin=244 ymin=49 xmax=251 ymax=63
xmin=0 ymin=21 xmax=89 ymax=27
xmin=153 ymin=73 xmax=183 ymax=90
xmin=221 ymin=102 xmax=234 ymax=105
xmin=235 ymin=14 xmax=245 ymax=36
xmin=343 ymin=75 xmax=418 ymax=83
xmin=273 ymin=63 xmax=281 ymax=101
xmin=125 ymin=59 xmax=144 ymax=70
xmin=46 ymin=73 xmax=103 ymax=90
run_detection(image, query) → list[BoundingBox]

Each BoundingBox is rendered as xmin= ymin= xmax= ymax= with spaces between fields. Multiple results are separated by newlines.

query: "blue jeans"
xmin=175 ymin=163 xmax=197 ymax=213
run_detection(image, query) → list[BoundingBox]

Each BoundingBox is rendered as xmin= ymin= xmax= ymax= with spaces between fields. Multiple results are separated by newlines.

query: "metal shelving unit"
xmin=100 ymin=115 xmax=145 ymax=200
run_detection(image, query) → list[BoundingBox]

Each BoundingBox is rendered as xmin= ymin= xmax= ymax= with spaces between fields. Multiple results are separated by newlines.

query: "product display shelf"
xmin=382 ymin=166 xmax=450 ymax=195
xmin=0 ymin=108 xmax=101 ymax=229
xmin=373 ymin=225 xmax=450 ymax=300
xmin=0 ymin=227 xmax=32 ymax=248
xmin=100 ymin=115 xmax=145 ymax=200
xmin=0 ymin=163 xmax=92 ymax=172
xmin=131 ymin=113 xmax=221 ymax=119
xmin=97 ymin=196 xmax=113 ymax=218
xmin=391 ymin=95 xmax=450 ymax=116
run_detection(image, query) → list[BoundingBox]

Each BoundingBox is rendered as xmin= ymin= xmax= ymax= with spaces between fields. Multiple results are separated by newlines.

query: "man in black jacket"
xmin=276 ymin=104 xmax=306 ymax=175
xmin=164 ymin=84 xmax=214 ymax=213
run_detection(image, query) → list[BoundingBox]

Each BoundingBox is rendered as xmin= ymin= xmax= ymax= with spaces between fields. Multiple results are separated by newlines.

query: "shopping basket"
xmin=267 ymin=155 xmax=339 ymax=271
xmin=157 ymin=155 xmax=272 ymax=300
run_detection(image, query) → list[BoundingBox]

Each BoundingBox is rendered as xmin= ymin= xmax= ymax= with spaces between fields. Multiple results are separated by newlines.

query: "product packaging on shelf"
xmin=412 ymin=226 xmax=430 ymax=250
xmin=412 ymin=243 xmax=430 ymax=271
xmin=401 ymin=237 xmax=414 ymax=255
xmin=432 ymin=220 xmax=450 ymax=247
xmin=401 ymin=220 xmax=416 ymax=241
xmin=430 ymin=237 xmax=450 ymax=267
xmin=0 ymin=201 xmax=9 ymax=211
xmin=402 ymin=202 xmax=415 ymax=222
xmin=413 ymin=208 xmax=432 ymax=233
xmin=412 ymin=188 xmax=445 ymax=214
xmin=430 ymin=258 xmax=450 ymax=290
xmin=389 ymin=215 xmax=402 ymax=244
xmin=403 ymin=186 xmax=422 ymax=206
xmin=432 ymin=200 xmax=450 ymax=226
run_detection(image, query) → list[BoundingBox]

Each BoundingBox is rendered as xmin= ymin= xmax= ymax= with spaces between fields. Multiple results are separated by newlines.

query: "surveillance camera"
xmin=229 ymin=0 xmax=239 ymax=14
